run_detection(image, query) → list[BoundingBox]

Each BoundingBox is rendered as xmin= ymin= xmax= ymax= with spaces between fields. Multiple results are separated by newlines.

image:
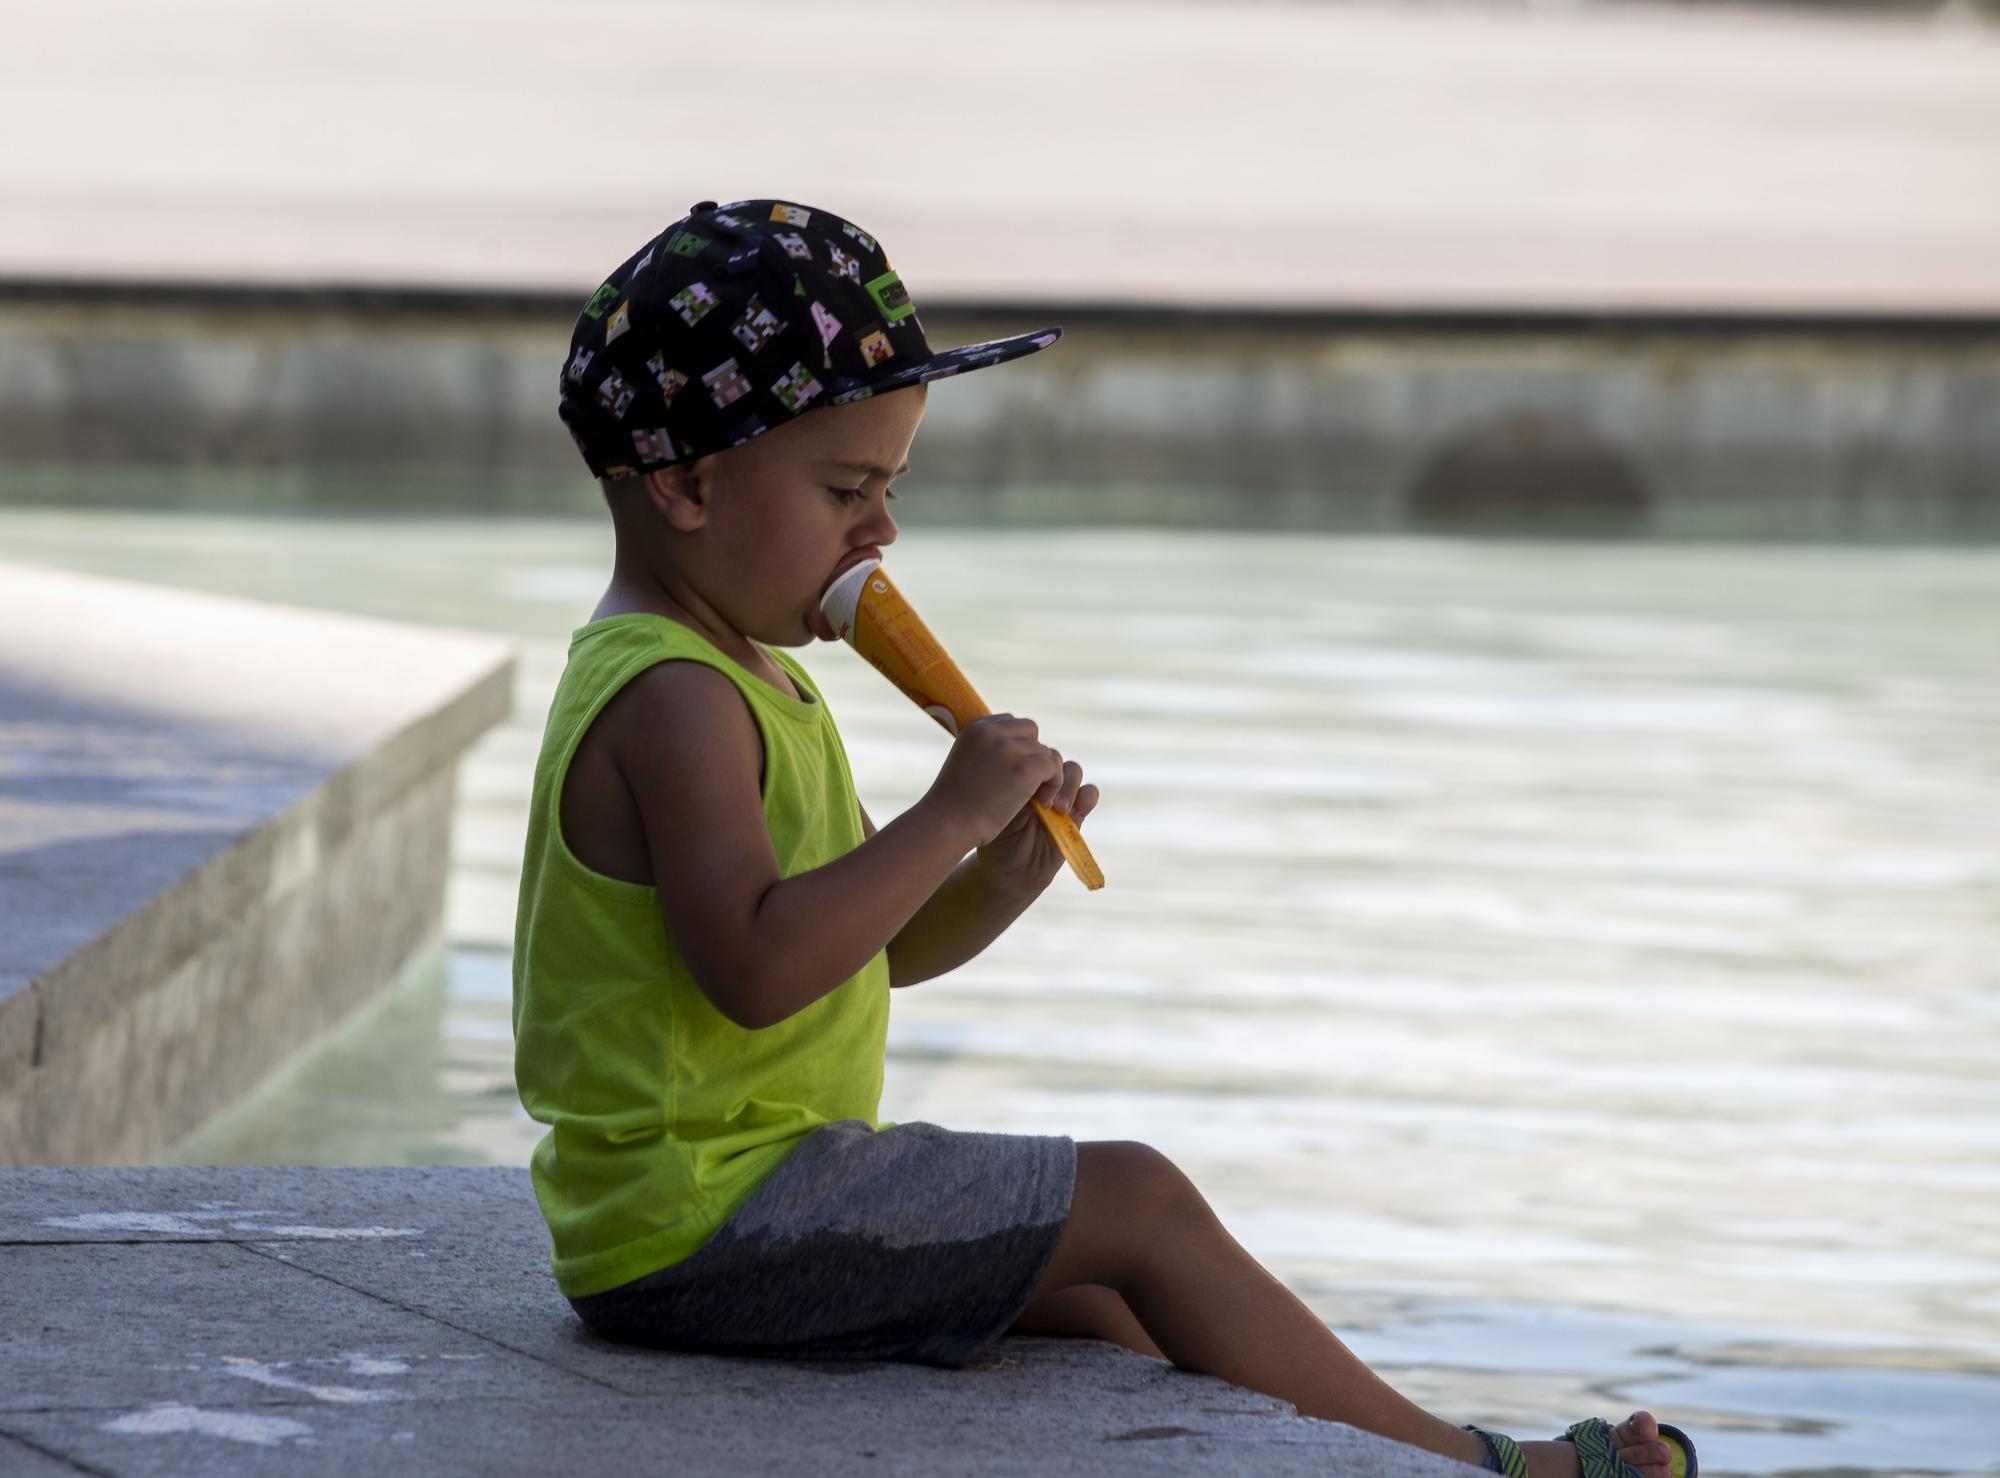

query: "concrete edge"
xmin=0 ymin=569 xmax=518 ymax=1164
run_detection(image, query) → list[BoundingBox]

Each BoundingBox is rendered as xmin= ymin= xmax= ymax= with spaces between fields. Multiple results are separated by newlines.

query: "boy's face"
xmin=643 ymin=384 xmax=925 ymax=649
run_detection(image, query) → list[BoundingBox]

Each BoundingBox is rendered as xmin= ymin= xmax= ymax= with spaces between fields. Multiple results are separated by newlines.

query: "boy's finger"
xmin=1039 ymin=758 xmax=1072 ymax=802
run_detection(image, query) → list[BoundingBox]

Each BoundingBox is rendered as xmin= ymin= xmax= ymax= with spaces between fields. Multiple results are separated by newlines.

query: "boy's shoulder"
xmin=579 ymin=654 xmax=766 ymax=842
xmin=597 ymin=649 xmax=753 ymax=756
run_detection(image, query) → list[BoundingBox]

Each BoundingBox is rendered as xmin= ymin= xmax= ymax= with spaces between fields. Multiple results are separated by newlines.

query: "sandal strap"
xmin=1558 ymin=1417 xmax=1641 ymax=1478
xmin=1464 ymin=1425 xmax=1531 ymax=1478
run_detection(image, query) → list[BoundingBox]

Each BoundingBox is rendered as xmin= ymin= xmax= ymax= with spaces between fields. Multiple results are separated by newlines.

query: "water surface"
xmin=6 ymin=507 xmax=1995 ymax=1476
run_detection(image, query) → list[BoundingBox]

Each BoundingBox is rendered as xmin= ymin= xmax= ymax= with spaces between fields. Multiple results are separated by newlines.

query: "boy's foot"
xmin=1518 ymin=1411 xmax=1676 ymax=1478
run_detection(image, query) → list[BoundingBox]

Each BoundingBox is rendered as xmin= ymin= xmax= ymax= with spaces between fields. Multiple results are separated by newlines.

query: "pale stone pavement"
xmin=3 ymin=0 xmax=1997 ymax=315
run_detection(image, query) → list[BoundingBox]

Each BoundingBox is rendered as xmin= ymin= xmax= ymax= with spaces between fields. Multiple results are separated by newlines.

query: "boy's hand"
xmin=973 ymin=749 xmax=1099 ymax=897
xmin=923 ymin=713 xmax=1098 ymax=895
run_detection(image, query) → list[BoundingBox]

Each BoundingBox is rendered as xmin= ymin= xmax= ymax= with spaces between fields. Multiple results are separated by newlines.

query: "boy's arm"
xmin=619 ymin=661 xmax=983 ymax=1032
xmin=859 ymin=802 xmax=1042 ymax=990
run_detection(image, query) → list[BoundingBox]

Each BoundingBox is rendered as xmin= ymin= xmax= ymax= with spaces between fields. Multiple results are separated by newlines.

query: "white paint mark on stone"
xmin=232 ymin=1223 xmax=424 ymax=1240
xmin=38 ymin=1210 xmax=272 ymax=1236
xmin=218 ymin=1355 xmax=404 ymax=1404
xmin=100 ymin=1402 xmax=313 ymax=1447
xmin=34 ymin=1209 xmax=422 ymax=1240
xmin=336 ymin=1351 xmax=412 ymax=1376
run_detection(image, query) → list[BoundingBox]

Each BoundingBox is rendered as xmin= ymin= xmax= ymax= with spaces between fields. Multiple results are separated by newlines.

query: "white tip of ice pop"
xmin=819 ymin=558 xmax=882 ymax=644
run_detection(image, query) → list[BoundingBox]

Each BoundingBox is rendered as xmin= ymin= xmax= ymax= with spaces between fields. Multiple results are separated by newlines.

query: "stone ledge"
xmin=0 ymin=562 xmax=517 ymax=1164
xmin=0 ymin=1165 xmax=1481 ymax=1478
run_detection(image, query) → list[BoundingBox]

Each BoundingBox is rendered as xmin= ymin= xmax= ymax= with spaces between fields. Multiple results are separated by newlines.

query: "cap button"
xmin=690 ymin=200 xmax=718 ymax=213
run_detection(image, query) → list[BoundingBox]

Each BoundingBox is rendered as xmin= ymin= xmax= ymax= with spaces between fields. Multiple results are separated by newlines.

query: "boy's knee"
xmin=1083 ymin=1140 xmax=1215 ymax=1231
xmin=1039 ymin=1140 xmax=1221 ymax=1295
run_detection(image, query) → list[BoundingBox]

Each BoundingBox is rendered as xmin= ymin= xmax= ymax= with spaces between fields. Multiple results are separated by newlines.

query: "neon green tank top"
xmin=511 ymin=613 xmax=894 ymax=1298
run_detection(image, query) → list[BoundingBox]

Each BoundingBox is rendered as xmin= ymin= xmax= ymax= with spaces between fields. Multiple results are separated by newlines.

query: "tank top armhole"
xmin=549 ymin=625 xmax=829 ymax=900
xmin=548 ymin=650 xmax=684 ymax=903
xmin=552 ymin=645 xmax=765 ymax=890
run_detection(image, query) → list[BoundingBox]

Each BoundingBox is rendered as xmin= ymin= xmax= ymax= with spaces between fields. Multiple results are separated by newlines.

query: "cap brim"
xmin=856 ymin=325 xmax=1062 ymax=396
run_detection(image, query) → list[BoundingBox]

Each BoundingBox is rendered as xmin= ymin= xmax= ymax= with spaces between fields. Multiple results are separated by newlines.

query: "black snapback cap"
xmin=558 ymin=198 xmax=1062 ymax=480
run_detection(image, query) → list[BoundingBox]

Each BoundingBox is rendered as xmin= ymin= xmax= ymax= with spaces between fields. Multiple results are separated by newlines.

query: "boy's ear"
xmin=643 ymin=465 xmax=707 ymax=532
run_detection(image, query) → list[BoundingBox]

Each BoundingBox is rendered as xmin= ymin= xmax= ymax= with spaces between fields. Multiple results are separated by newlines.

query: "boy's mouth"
xmin=827 ymin=546 xmax=882 ymax=589
xmin=814 ymin=547 xmax=882 ymax=640
xmin=814 ymin=547 xmax=880 ymax=640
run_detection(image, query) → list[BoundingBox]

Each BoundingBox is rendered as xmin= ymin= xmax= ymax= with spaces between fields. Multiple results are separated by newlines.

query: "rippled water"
xmin=7 ymin=506 xmax=1996 ymax=1476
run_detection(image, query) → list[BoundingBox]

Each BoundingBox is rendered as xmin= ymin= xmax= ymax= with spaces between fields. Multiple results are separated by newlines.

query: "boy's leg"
xmin=1027 ymin=1142 xmax=1677 ymax=1478
xmin=1007 ymin=1282 xmax=1165 ymax=1359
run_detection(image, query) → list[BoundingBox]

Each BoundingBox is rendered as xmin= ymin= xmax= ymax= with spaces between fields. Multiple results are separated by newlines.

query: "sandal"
xmin=1463 ymin=1417 xmax=1698 ymax=1478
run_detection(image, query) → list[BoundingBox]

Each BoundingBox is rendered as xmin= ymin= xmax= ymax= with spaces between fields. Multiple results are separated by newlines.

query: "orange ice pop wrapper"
xmin=821 ymin=559 xmax=1103 ymax=891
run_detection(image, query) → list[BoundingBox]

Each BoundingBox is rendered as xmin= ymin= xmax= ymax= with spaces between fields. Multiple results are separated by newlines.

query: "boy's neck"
xmin=593 ymin=576 xmax=773 ymax=673
xmin=594 ymin=577 xmax=705 ymax=635
xmin=601 ymin=518 xmax=757 ymax=659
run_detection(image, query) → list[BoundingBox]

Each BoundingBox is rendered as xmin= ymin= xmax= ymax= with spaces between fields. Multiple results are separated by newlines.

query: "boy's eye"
xmin=830 ymin=485 xmax=898 ymax=502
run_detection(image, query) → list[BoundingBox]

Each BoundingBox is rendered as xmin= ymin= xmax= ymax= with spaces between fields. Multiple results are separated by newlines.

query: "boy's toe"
xmin=1613 ymin=1412 xmax=1660 ymax=1446
xmin=1609 ymin=1412 xmax=1670 ymax=1476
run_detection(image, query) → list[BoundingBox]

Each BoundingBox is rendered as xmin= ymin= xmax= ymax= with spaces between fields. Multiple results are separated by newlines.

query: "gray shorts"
xmin=566 ymin=1118 xmax=1078 ymax=1369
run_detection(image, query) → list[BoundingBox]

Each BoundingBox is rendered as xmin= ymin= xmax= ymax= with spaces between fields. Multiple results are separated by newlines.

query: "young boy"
xmin=512 ymin=198 xmax=1694 ymax=1478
